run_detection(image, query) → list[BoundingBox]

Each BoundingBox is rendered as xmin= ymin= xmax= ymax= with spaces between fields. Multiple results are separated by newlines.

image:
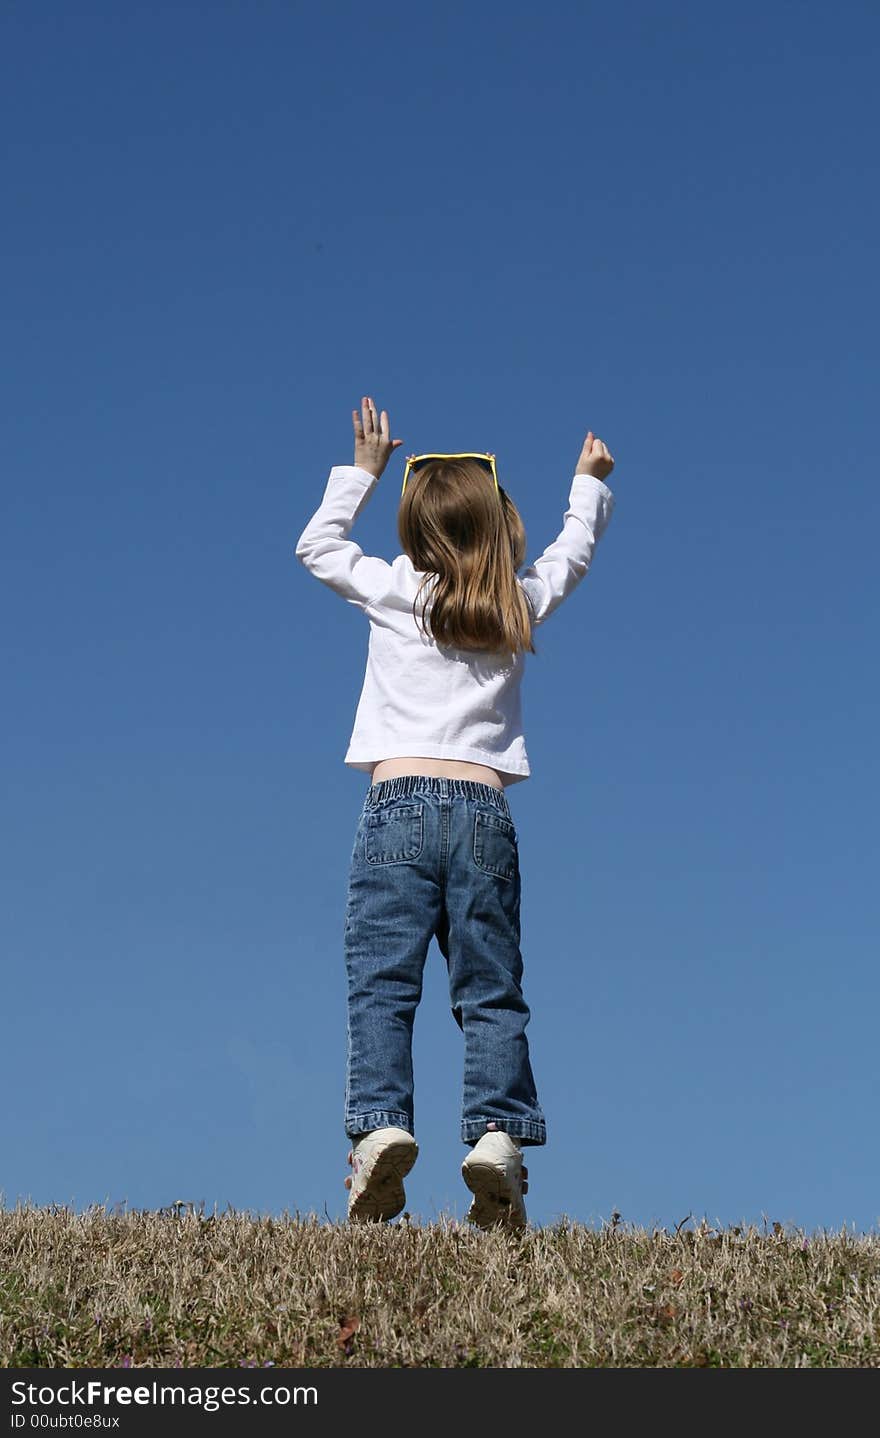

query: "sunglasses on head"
xmin=401 ymin=453 xmax=499 ymax=497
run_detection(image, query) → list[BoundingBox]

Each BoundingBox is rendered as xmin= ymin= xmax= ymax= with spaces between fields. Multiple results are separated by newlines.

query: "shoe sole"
xmin=461 ymin=1156 xmax=527 ymax=1231
xmin=348 ymin=1138 xmax=418 ymax=1223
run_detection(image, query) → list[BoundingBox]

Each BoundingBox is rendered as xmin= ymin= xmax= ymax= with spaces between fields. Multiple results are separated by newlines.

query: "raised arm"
xmin=518 ymin=430 xmax=616 ymax=627
xmin=294 ymin=397 xmax=404 ymax=611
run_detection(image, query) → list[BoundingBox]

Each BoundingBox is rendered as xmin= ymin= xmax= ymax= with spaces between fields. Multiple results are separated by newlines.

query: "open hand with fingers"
xmin=576 ymin=430 xmax=615 ymax=482
xmin=353 ymin=396 xmax=404 ymax=480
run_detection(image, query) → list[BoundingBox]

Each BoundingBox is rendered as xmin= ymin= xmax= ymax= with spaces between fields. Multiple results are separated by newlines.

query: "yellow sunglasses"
xmin=401 ymin=452 xmax=499 ymax=497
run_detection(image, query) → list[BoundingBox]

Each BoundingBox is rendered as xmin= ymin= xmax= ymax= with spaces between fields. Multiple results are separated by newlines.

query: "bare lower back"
xmin=370 ymin=757 xmax=505 ymax=791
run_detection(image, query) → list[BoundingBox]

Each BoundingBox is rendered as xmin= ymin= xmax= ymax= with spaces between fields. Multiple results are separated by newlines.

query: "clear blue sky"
xmin=3 ymin=1 xmax=878 ymax=1235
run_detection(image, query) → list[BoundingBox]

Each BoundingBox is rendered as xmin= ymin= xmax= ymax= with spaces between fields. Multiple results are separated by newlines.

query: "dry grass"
xmin=1 ymin=1203 xmax=879 ymax=1368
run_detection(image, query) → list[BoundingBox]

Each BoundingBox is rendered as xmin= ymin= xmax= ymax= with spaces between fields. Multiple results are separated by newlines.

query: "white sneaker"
xmin=461 ymin=1131 xmax=528 ymax=1231
xmin=345 ymin=1127 xmax=418 ymax=1223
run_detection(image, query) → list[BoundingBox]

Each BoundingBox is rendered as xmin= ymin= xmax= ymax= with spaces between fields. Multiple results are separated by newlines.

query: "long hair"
xmin=397 ymin=457 xmax=537 ymax=656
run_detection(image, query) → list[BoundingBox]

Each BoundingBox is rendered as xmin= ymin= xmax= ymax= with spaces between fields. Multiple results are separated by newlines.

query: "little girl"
xmin=295 ymin=397 xmax=615 ymax=1229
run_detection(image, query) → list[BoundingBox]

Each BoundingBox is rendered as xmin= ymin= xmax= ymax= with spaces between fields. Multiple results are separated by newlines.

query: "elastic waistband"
xmin=364 ymin=774 xmax=512 ymax=817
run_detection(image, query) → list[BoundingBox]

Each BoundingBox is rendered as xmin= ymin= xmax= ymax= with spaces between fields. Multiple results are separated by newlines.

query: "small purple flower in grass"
xmin=121 ymin=1356 xmax=133 ymax=1368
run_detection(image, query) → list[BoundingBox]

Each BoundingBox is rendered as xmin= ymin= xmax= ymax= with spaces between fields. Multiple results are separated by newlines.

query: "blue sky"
xmin=3 ymin=1 xmax=878 ymax=1235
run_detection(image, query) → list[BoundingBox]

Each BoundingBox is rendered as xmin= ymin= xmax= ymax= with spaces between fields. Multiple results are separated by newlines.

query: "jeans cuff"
xmin=462 ymin=1118 xmax=547 ymax=1146
xmin=345 ymin=1110 xmax=413 ymax=1139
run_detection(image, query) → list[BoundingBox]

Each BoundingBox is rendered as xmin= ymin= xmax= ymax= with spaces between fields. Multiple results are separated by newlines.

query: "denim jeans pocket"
xmin=364 ymin=802 xmax=424 ymax=865
xmin=472 ymin=809 xmax=518 ymax=882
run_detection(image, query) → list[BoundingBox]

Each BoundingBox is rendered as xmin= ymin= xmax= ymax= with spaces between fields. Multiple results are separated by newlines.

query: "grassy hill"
xmin=1 ymin=1203 xmax=878 ymax=1368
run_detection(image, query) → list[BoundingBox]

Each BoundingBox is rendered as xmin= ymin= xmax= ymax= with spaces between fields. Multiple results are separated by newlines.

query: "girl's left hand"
xmin=353 ymin=396 xmax=404 ymax=479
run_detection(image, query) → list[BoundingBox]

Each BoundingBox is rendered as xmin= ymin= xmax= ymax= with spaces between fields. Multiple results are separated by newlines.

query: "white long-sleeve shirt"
xmin=294 ymin=465 xmax=615 ymax=786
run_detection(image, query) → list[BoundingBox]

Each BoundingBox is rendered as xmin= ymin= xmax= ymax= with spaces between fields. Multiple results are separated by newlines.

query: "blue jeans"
xmin=342 ymin=775 xmax=546 ymax=1147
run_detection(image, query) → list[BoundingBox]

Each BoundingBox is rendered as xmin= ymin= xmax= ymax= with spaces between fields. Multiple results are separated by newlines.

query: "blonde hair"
xmin=397 ymin=457 xmax=537 ymax=657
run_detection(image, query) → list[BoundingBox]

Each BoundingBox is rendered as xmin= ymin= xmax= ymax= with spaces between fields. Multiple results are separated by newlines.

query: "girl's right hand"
xmin=576 ymin=431 xmax=615 ymax=481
